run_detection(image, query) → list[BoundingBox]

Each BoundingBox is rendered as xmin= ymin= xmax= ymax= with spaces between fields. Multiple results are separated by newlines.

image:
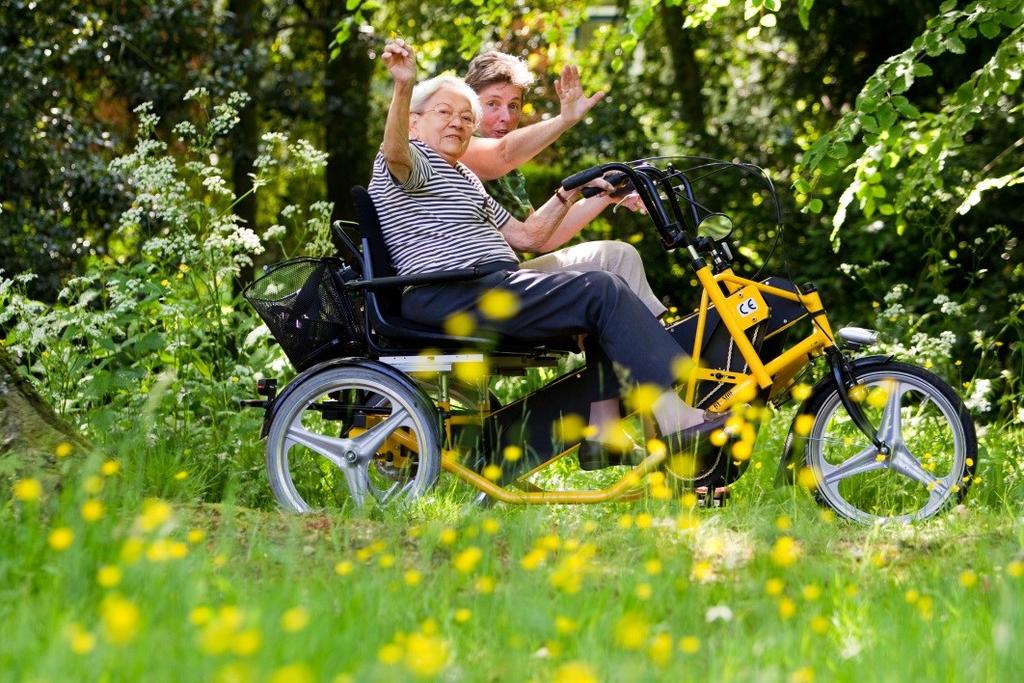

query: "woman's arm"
xmin=461 ymin=65 xmax=605 ymax=181
xmin=534 ymin=192 xmax=646 ymax=252
xmin=500 ymin=180 xmax=614 ymax=251
xmin=380 ymin=40 xmax=417 ymax=184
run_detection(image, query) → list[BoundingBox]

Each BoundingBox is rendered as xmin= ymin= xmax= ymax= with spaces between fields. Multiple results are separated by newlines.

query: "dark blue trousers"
xmin=401 ymin=265 xmax=686 ymax=399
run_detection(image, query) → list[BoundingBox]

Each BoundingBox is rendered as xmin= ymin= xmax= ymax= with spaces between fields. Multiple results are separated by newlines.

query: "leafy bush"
xmin=1 ymin=90 xmax=331 ymax=506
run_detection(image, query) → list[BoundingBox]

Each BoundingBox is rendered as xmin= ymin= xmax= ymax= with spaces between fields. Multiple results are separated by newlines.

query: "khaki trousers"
xmin=518 ymin=240 xmax=667 ymax=317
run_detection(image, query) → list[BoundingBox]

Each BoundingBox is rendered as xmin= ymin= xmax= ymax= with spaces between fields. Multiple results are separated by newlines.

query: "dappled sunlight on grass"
xmin=1 ymin=423 xmax=1023 ymax=680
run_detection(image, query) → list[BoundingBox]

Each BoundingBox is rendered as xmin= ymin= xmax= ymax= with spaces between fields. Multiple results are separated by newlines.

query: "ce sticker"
xmin=738 ymin=298 xmax=758 ymax=316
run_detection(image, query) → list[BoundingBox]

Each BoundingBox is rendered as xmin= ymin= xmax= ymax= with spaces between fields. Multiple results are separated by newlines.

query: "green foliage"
xmin=1 ymin=92 xmax=332 ymax=505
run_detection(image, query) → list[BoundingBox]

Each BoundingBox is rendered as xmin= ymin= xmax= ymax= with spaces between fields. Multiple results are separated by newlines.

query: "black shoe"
xmin=660 ymin=412 xmax=731 ymax=456
xmin=577 ymin=439 xmax=646 ymax=471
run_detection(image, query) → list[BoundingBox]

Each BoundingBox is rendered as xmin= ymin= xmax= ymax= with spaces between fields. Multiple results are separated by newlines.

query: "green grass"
xmin=2 ymin=416 xmax=1023 ymax=682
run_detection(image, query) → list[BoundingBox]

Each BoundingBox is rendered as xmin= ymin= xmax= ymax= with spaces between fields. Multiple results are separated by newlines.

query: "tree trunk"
xmin=0 ymin=348 xmax=88 ymax=472
xmin=323 ymin=28 xmax=374 ymax=230
xmin=228 ymin=0 xmax=260 ymax=294
xmin=660 ymin=2 xmax=708 ymax=142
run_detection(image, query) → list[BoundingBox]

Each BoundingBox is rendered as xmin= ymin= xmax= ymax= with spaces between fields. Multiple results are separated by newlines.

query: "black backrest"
xmin=350 ymin=186 xmax=402 ymax=317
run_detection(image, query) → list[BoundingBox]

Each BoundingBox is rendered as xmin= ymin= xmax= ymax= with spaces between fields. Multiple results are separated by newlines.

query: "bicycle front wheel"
xmin=800 ymin=360 xmax=977 ymax=524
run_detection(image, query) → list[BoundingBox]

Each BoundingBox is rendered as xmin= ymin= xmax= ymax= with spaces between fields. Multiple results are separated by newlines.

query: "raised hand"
xmin=382 ymin=39 xmax=416 ymax=84
xmin=554 ymin=64 xmax=605 ymax=125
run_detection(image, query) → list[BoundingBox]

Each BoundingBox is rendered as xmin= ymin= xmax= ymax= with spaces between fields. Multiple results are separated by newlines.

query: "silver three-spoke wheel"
xmin=800 ymin=361 xmax=977 ymax=524
xmin=265 ymin=366 xmax=441 ymax=512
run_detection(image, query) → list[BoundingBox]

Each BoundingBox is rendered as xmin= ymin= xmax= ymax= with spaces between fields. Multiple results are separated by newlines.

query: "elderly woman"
xmin=369 ymin=40 xmax=725 ymax=467
xmin=460 ymin=51 xmax=666 ymax=319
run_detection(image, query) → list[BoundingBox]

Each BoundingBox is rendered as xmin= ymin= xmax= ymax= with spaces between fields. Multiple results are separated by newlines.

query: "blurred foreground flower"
xmin=48 ymin=527 xmax=74 ymax=551
xmin=101 ymin=594 xmax=141 ymax=645
xmin=12 ymin=478 xmax=42 ymax=502
xmin=553 ymin=661 xmax=598 ymax=683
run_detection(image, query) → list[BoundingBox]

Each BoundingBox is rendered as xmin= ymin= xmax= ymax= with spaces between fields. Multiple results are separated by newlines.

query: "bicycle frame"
xmin=429 ymin=160 xmax=860 ymax=504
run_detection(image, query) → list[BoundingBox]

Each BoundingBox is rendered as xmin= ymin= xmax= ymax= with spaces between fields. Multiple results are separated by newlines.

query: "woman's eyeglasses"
xmin=419 ymin=105 xmax=476 ymax=126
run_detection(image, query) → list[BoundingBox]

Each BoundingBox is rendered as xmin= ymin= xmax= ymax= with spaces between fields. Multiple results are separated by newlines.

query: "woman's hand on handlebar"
xmin=613 ymin=192 xmax=647 ymax=214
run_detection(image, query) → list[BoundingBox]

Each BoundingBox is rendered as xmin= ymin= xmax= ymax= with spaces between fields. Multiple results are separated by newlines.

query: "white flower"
xmin=705 ymin=605 xmax=733 ymax=623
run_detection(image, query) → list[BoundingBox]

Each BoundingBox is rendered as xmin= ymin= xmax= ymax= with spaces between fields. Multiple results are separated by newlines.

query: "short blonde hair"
xmin=464 ymin=51 xmax=535 ymax=93
xmin=410 ymin=75 xmax=482 ymax=124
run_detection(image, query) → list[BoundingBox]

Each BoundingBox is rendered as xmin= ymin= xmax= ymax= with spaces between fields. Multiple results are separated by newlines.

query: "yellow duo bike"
xmin=243 ymin=157 xmax=977 ymax=525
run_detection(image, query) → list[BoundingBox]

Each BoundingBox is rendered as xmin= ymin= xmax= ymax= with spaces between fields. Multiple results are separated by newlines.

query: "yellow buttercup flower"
xmin=439 ymin=527 xmax=457 ymax=545
xmin=404 ymin=569 xmax=422 ymax=586
xmin=791 ymin=383 xmax=812 ymax=401
xmin=679 ymin=635 xmax=701 ymax=654
xmin=100 ymin=460 xmax=121 ymax=476
xmin=778 ymin=597 xmax=797 ymax=619
xmin=174 ymin=470 xmax=189 ymax=481
xmin=187 ymin=529 xmax=206 ymax=544
xmin=136 ymin=498 xmax=173 ymax=532
xmin=1008 ymin=560 xmax=1024 ymax=578
xmin=83 ymin=475 xmax=103 ymax=494
xmin=453 ymin=546 xmax=483 ymax=574
xmin=613 ymin=612 xmax=650 ymax=650
xmin=97 ymin=565 xmax=122 ymax=588
xmin=453 ymin=358 xmax=488 ymax=385
xmin=635 ymin=582 xmax=653 ymax=600
xmin=959 ymin=570 xmax=978 ymax=588
xmin=790 ymin=666 xmax=815 ymax=683
xmin=644 ymin=559 xmax=662 ymax=575
xmin=269 ymin=663 xmax=314 ymax=683
xmin=731 ymin=440 xmax=753 ymax=461
xmin=478 ymin=289 xmax=519 ymax=320
xmin=334 ymin=560 xmax=354 ymax=576
xmin=482 ymin=464 xmax=502 ymax=481
xmin=481 ymin=517 xmax=501 ymax=534
xmin=101 ymin=594 xmax=141 ymax=645
xmin=81 ymin=499 xmax=105 ymax=522
xmin=55 ymin=441 xmax=74 ymax=458
xmin=866 ymin=386 xmax=890 ymax=408
xmin=190 ymin=606 xmax=214 ymax=626
xmin=501 ymin=445 xmax=522 ymax=462
xmin=627 ymin=383 xmax=662 ymax=415
xmin=810 ymin=616 xmax=830 ymax=634
xmin=691 ymin=560 xmax=714 ymax=582
xmin=635 ymin=512 xmax=653 ymax=529
xmin=12 ymin=478 xmax=42 ymax=502
xmin=648 ymin=632 xmax=673 ymax=666
xmin=378 ymin=642 xmax=402 ymax=664
xmin=281 ymin=607 xmax=310 ymax=632
xmin=232 ymin=628 xmax=262 ymax=656
xmin=453 ymin=608 xmax=471 ymax=624
xmin=66 ymin=623 xmax=96 ymax=655
xmin=554 ymin=616 xmax=578 ymax=635
xmin=554 ymin=413 xmax=586 ymax=443
xmin=474 ymin=576 xmax=496 ymax=594
xmin=802 ymin=584 xmax=822 ymax=601
xmin=765 ymin=578 xmax=785 ymax=596
xmin=794 ymin=414 xmax=815 ymax=436
xmin=520 ymin=548 xmax=547 ymax=571
xmin=48 ymin=527 xmax=74 ymax=551
xmin=403 ymin=631 xmax=450 ymax=678
xmin=771 ymin=536 xmax=801 ymax=568
xmin=553 ymin=661 xmax=598 ymax=683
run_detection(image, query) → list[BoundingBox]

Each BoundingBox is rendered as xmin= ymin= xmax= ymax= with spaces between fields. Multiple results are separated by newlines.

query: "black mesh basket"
xmin=243 ymin=257 xmax=365 ymax=370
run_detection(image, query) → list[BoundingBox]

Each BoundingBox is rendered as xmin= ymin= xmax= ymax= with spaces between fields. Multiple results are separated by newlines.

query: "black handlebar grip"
xmin=576 ymin=170 xmax=634 ymax=198
xmin=560 ymin=166 xmax=605 ymax=190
